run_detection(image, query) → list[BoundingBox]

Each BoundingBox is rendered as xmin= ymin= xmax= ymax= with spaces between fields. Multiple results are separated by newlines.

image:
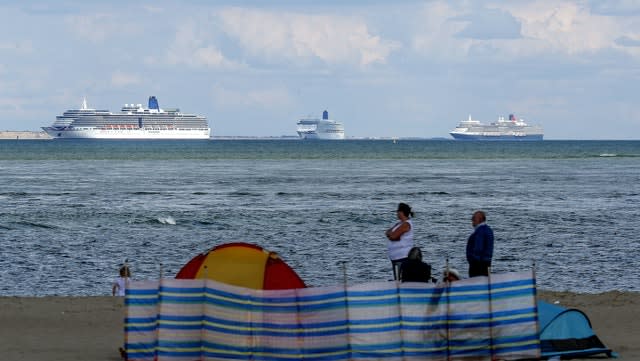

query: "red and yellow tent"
xmin=175 ymin=242 xmax=306 ymax=290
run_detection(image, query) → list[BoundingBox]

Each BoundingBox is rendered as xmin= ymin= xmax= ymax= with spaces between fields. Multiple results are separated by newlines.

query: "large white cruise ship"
xmin=450 ymin=114 xmax=543 ymax=141
xmin=296 ymin=110 xmax=345 ymax=140
xmin=43 ymin=96 xmax=210 ymax=139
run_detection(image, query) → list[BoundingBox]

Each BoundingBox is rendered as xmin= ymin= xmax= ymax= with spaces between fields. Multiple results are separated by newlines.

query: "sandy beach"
xmin=0 ymin=290 xmax=637 ymax=361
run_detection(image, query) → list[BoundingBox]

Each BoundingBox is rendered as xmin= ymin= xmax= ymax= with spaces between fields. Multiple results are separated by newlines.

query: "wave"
xmin=195 ymin=220 xmax=216 ymax=225
xmin=14 ymin=221 xmax=57 ymax=229
xmin=157 ymin=216 xmax=176 ymax=225
xmin=405 ymin=191 xmax=451 ymax=196
xmin=597 ymin=153 xmax=640 ymax=158
xmin=228 ymin=191 xmax=263 ymax=197
xmin=126 ymin=216 xmax=176 ymax=225
xmin=276 ymin=192 xmax=306 ymax=197
xmin=0 ymin=192 xmax=28 ymax=197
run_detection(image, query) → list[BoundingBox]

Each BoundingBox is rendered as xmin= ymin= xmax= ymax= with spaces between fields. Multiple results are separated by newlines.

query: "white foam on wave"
xmin=157 ymin=216 xmax=176 ymax=225
xmin=599 ymin=153 xmax=617 ymax=157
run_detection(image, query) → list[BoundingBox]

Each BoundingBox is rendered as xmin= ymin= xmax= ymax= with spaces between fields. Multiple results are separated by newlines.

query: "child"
xmin=112 ymin=265 xmax=131 ymax=296
xmin=399 ymin=247 xmax=432 ymax=283
xmin=442 ymin=268 xmax=461 ymax=283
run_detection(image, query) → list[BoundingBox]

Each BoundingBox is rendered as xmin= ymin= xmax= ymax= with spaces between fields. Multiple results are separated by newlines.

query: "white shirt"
xmin=113 ymin=277 xmax=129 ymax=296
xmin=387 ymin=219 xmax=414 ymax=260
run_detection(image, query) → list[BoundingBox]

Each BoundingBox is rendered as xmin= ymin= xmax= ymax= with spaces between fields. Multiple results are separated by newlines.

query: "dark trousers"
xmin=391 ymin=258 xmax=407 ymax=280
xmin=468 ymin=261 xmax=490 ymax=278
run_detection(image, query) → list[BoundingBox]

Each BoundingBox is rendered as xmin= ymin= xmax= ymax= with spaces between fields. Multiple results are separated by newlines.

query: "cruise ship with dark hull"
xmin=43 ymin=96 xmax=210 ymax=139
xmin=450 ymin=114 xmax=543 ymax=141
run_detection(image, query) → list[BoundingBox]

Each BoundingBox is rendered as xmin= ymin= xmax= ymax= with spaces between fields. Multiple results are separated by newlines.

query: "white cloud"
xmin=0 ymin=40 xmax=34 ymax=54
xmin=218 ymin=7 xmax=399 ymax=68
xmin=590 ymin=0 xmax=640 ymax=15
xmin=212 ymin=85 xmax=293 ymax=109
xmin=455 ymin=8 xmax=522 ymax=40
xmin=616 ymin=35 xmax=640 ymax=47
xmin=111 ymin=70 xmax=141 ymax=87
xmin=0 ymin=96 xmax=29 ymax=116
xmin=411 ymin=2 xmax=472 ymax=61
xmin=509 ymin=1 xmax=640 ymax=59
xmin=412 ymin=1 xmax=640 ymax=61
xmin=142 ymin=5 xmax=164 ymax=14
xmin=164 ymin=21 xmax=237 ymax=68
xmin=65 ymin=13 xmax=142 ymax=43
xmin=510 ymin=1 xmax=619 ymax=54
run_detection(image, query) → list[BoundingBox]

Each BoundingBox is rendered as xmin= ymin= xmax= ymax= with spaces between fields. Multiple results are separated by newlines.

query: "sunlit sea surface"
xmin=1 ymin=139 xmax=639 ymax=296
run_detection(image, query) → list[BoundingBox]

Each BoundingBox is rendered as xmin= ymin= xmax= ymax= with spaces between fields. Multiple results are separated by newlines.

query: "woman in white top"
xmin=112 ymin=265 xmax=131 ymax=297
xmin=385 ymin=202 xmax=414 ymax=280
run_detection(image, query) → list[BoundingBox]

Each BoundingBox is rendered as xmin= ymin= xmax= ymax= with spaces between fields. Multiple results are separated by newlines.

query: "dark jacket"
xmin=466 ymin=223 xmax=494 ymax=264
xmin=400 ymin=259 xmax=432 ymax=283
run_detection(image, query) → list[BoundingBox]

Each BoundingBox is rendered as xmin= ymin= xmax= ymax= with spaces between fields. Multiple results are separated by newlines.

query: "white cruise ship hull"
xmin=45 ymin=96 xmax=211 ymax=140
xmin=296 ymin=114 xmax=345 ymax=140
xmin=449 ymin=114 xmax=543 ymax=141
xmin=296 ymin=131 xmax=345 ymax=140
xmin=43 ymin=127 xmax=210 ymax=139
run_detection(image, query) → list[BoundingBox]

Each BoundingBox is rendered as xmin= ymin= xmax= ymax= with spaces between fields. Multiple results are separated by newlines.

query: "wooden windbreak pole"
xmin=341 ymin=261 xmax=353 ymax=360
xmin=201 ymin=265 xmax=208 ymax=361
xmin=155 ymin=262 xmax=163 ymax=359
xmin=122 ymin=259 xmax=129 ymax=361
xmin=445 ymin=257 xmax=451 ymax=361
xmin=396 ymin=261 xmax=405 ymax=360
xmin=488 ymin=266 xmax=495 ymax=361
xmin=124 ymin=259 xmax=130 ymax=292
xmin=532 ymin=261 xmax=541 ymax=359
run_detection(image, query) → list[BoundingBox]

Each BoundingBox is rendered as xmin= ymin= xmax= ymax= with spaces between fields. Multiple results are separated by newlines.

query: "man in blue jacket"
xmin=466 ymin=210 xmax=494 ymax=277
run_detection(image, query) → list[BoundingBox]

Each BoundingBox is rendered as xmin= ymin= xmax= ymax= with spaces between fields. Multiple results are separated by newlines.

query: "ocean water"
xmin=1 ymin=139 xmax=639 ymax=296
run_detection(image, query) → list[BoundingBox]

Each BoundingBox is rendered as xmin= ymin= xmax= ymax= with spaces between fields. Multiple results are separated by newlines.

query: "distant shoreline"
xmin=211 ymin=136 xmax=441 ymax=140
xmin=2 ymin=132 xmax=637 ymax=141
xmin=0 ymin=131 xmax=50 ymax=140
xmin=0 ymin=132 xmax=441 ymax=141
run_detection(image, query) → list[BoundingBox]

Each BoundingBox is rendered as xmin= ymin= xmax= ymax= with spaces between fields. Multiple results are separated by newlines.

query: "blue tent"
xmin=538 ymin=300 xmax=612 ymax=359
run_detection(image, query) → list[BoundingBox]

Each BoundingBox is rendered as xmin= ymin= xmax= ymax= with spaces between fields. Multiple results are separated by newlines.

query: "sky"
xmin=1 ymin=0 xmax=639 ymax=139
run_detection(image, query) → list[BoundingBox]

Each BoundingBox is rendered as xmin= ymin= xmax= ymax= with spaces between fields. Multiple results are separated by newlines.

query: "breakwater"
xmin=0 ymin=131 xmax=50 ymax=140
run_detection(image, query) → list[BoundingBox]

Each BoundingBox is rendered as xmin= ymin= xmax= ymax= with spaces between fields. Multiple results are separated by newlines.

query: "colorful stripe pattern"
xmin=125 ymin=271 xmax=539 ymax=360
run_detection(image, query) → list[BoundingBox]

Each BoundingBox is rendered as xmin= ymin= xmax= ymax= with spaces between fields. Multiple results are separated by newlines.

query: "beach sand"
xmin=0 ymin=291 xmax=637 ymax=361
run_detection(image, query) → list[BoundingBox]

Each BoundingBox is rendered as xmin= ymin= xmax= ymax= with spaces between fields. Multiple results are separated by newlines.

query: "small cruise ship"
xmin=450 ymin=114 xmax=543 ymax=140
xmin=296 ymin=110 xmax=345 ymax=140
xmin=43 ymin=96 xmax=210 ymax=139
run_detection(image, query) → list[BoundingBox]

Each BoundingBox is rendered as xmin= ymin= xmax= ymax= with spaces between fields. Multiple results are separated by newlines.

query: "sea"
xmin=1 ymin=139 xmax=639 ymax=296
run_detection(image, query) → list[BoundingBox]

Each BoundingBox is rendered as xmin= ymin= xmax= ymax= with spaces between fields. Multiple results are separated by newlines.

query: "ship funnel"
xmin=509 ymin=114 xmax=516 ymax=121
xmin=148 ymin=96 xmax=159 ymax=110
xmin=322 ymin=110 xmax=328 ymax=120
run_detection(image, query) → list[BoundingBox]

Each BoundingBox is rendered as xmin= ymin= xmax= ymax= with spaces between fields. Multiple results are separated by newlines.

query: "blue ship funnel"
xmin=322 ymin=110 xmax=328 ymax=120
xmin=148 ymin=96 xmax=159 ymax=110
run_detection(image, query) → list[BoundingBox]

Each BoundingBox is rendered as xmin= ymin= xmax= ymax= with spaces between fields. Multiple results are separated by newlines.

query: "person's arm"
xmin=483 ymin=227 xmax=494 ymax=262
xmin=467 ymin=231 xmax=481 ymax=263
xmin=386 ymin=221 xmax=410 ymax=241
xmin=112 ymin=282 xmax=118 ymax=296
xmin=385 ymin=222 xmax=398 ymax=238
